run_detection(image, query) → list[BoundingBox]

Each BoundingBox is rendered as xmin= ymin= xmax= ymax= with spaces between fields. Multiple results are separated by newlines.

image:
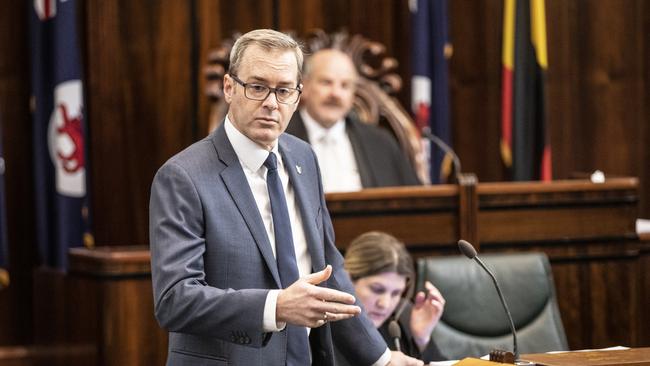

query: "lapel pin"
xmin=296 ymin=165 xmax=302 ymax=175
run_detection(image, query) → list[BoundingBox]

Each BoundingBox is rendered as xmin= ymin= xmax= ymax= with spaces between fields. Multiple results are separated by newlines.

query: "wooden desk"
xmin=326 ymin=178 xmax=639 ymax=251
xmin=326 ymin=178 xmax=648 ymax=350
xmin=521 ymin=347 xmax=650 ymax=365
xmin=326 ymin=184 xmax=462 ymax=252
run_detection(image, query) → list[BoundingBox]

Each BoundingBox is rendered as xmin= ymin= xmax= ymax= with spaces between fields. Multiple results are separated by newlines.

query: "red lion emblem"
xmin=415 ymin=102 xmax=430 ymax=131
xmin=56 ymin=104 xmax=85 ymax=173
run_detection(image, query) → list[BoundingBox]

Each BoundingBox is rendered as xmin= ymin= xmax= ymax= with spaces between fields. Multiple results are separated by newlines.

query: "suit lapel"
xmin=291 ymin=113 xmax=374 ymax=188
xmin=286 ymin=112 xmax=311 ymax=143
xmin=279 ymin=138 xmax=326 ymax=272
xmin=345 ymin=118 xmax=374 ymax=187
xmin=212 ymin=125 xmax=282 ymax=288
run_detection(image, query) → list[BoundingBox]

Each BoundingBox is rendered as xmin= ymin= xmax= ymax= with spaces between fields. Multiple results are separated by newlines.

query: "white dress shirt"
xmin=225 ymin=117 xmax=390 ymax=366
xmin=224 ymin=118 xmax=310 ymax=332
xmin=300 ymin=109 xmax=363 ymax=193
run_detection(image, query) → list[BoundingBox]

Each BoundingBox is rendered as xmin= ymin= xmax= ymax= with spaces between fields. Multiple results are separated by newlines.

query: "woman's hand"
xmin=409 ymin=281 xmax=445 ymax=351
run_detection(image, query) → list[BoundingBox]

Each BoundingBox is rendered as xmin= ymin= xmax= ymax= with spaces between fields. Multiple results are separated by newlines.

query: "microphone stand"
xmin=388 ymin=299 xmax=408 ymax=352
xmin=472 ymin=255 xmax=519 ymax=361
xmin=458 ymin=240 xmax=519 ymax=364
xmin=421 ymin=126 xmax=462 ymax=183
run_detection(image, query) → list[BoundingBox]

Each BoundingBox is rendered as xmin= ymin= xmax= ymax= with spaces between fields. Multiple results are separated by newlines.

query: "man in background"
xmin=286 ymin=49 xmax=420 ymax=193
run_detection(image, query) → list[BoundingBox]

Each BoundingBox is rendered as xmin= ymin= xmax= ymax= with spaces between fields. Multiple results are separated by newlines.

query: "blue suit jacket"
xmin=150 ymin=124 xmax=386 ymax=365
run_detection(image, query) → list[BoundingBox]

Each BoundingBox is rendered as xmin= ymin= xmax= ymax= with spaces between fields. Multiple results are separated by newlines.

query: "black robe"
xmin=286 ymin=112 xmax=421 ymax=188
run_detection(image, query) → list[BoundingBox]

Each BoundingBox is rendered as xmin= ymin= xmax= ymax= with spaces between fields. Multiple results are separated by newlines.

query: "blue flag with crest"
xmin=29 ymin=0 xmax=93 ymax=270
xmin=411 ymin=0 xmax=453 ymax=183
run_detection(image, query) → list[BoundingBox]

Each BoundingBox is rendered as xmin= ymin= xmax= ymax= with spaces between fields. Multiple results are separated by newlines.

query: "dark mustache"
xmin=323 ymin=97 xmax=344 ymax=107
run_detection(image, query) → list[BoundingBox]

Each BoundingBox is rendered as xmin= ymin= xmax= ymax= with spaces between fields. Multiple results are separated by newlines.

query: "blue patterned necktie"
xmin=264 ymin=152 xmax=310 ymax=365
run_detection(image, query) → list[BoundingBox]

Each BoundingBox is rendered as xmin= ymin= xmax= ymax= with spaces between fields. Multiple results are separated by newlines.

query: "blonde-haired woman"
xmin=339 ymin=231 xmax=446 ymax=364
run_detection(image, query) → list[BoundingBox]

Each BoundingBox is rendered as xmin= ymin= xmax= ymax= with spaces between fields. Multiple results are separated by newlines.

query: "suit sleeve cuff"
xmin=263 ymin=289 xmax=286 ymax=332
xmin=371 ymin=348 xmax=392 ymax=366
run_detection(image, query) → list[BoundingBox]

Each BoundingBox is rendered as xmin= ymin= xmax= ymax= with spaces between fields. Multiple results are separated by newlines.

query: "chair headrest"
xmin=418 ymin=253 xmax=553 ymax=336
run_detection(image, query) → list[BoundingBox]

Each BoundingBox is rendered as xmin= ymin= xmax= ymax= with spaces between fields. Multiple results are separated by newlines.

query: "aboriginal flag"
xmin=501 ymin=0 xmax=551 ymax=181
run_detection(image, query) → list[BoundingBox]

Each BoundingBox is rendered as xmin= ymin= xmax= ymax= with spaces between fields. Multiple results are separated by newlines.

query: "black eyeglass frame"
xmin=229 ymin=74 xmax=302 ymax=105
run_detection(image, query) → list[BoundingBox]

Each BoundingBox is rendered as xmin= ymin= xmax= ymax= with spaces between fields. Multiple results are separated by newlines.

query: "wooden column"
xmin=69 ymin=247 xmax=167 ymax=366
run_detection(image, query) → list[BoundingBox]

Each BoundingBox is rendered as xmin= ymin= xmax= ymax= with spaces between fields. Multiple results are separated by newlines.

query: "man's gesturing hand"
xmin=276 ymin=265 xmax=361 ymax=328
xmin=387 ymin=351 xmax=425 ymax=366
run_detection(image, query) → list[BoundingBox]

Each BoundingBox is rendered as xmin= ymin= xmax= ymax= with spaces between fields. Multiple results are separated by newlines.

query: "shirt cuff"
xmin=263 ymin=289 xmax=286 ymax=332
xmin=372 ymin=348 xmax=392 ymax=366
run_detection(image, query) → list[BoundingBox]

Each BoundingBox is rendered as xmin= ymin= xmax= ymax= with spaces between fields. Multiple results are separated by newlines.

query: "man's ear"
xmin=223 ymin=74 xmax=233 ymax=104
xmin=298 ymin=82 xmax=307 ymax=99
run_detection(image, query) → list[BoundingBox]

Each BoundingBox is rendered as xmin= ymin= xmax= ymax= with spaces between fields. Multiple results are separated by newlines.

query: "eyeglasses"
xmin=230 ymin=74 xmax=302 ymax=104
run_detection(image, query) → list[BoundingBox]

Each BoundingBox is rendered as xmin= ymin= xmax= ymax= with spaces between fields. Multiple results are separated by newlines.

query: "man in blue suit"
xmin=150 ymin=29 xmax=423 ymax=365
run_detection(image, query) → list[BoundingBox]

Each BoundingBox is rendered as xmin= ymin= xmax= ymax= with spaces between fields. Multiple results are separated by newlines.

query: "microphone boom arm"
xmin=422 ymin=126 xmax=462 ymax=181
xmin=473 ymin=256 xmax=519 ymax=360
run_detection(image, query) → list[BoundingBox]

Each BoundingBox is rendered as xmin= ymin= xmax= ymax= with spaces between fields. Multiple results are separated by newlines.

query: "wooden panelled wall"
xmin=83 ymin=0 xmax=650 ymax=247
xmin=0 ymin=2 xmax=36 ymax=347
xmin=0 ymin=0 xmax=648 ymax=355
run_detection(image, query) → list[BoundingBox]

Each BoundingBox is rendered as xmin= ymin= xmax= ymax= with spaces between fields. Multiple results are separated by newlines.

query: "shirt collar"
xmin=300 ymin=109 xmax=346 ymax=143
xmin=224 ymin=116 xmax=281 ymax=172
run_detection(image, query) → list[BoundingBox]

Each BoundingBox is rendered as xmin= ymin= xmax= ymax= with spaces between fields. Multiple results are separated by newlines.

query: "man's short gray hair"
xmin=229 ymin=29 xmax=304 ymax=82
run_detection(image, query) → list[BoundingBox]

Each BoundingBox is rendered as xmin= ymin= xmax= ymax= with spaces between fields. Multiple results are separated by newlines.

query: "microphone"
xmin=387 ymin=298 xmax=407 ymax=352
xmin=387 ymin=320 xmax=402 ymax=352
xmin=458 ymin=239 xmax=519 ymax=362
xmin=421 ymin=126 xmax=462 ymax=182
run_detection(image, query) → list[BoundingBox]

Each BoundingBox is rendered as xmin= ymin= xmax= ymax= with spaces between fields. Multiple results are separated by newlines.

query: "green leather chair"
xmin=416 ymin=253 xmax=568 ymax=359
